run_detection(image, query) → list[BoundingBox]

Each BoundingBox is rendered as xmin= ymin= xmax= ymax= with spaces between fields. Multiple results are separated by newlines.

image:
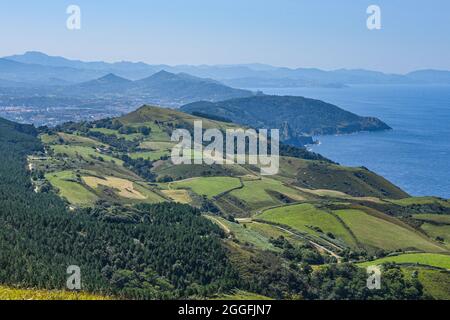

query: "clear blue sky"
xmin=0 ymin=0 xmax=449 ymax=73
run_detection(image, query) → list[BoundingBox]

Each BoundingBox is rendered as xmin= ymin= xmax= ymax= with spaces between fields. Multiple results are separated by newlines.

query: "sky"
xmin=0 ymin=0 xmax=449 ymax=73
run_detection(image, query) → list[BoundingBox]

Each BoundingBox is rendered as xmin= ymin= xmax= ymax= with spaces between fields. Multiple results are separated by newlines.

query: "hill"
xmin=181 ymin=95 xmax=391 ymax=145
xmin=61 ymin=70 xmax=254 ymax=106
xmin=130 ymin=70 xmax=253 ymax=103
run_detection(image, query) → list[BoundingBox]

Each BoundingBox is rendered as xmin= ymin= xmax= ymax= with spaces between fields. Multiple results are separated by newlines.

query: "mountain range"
xmin=2 ymin=51 xmax=450 ymax=88
xmin=54 ymin=70 xmax=253 ymax=103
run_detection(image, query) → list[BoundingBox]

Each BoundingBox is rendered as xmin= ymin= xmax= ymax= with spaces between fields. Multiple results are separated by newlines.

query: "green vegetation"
xmin=295 ymin=162 xmax=408 ymax=199
xmin=129 ymin=150 xmax=170 ymax=161
xmin=51 ymin=145 xmax=124 ymax=166
xmin=0 ymin=286 xmax=111 ymax=300
xmin=420 ymin=224 xmax=450 ymax=247
xmin=213 ymin=290 xmax=273 ymax=300
xmin=170 ymin=176 xmax=241 ymax=199
xmin=0 ymin=121 xmax=239 ymax=299
xmin=358 ymin=253 xmax=450 ymax=269
xmin=389 ymin=197 xmax=450 ymax=207
xmin=45 ymin=170 xmax=98 ymax=206
xmin=413 ymin=268 xmax=450 ymax=300
xmin=258 ymin=203 xmax=356 ymax=247
xmin=229 ymin=177 xmax=305 ymax=211
xmin=335 ymin=210 xmax=446 ymax=253
xmin=181 ymin=95 xmax=391 ymax=142
xmin=207 ymin=216 xmax=279 ymax=252
xmin=413 ymin=214 xmax=450 ymax=224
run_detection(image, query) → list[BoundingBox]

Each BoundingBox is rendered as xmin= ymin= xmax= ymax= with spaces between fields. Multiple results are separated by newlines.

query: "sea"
xmin=256 ymin=85 xmax=450 ymax=199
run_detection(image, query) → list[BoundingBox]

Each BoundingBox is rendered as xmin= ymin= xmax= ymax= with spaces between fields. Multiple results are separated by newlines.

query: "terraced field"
xmin=335 ymin=210 xmax=446 ymax=253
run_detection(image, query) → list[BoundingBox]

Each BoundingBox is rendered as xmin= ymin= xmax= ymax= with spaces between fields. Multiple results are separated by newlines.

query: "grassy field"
xmin=51 ymin=145 xmax=124 ymax=166
xmin=245 ymin=221 xmax=307 ymax=247
xmin=170 ymin=176 xmax=241 ymax=199
xmin=413 ymin=214 xmax=450 ymax=224
xmin=0 ymin=286 xmax=110 ymax=300
xmin=154 ymin=163 xmax=249 ymax=181
xmin=412 ymin=268 xmax=450 ymax=300
xmin=83 ymin=176 xmax=146 ymax=199
xmin=358 ymin=253 xmax=450 ymax=269
xmin=229 ymin=177 xmax=306 ymax=211
xmin=388 ymin=197 xmax=450 ymax=207
xmin=45 ymin=171 xmax=98 ymax=206
xmin=295 ymin=187 xmax=384 ymax=203
xmin=258 ymin=203 xmax=357 ymax=247
xmin=57 ymin=133 xmax=102 ymax=147
xmin=40 ymin=133 xmax=60 ymax=144
xmin=418 ymin=224 xmax=450 ymax=248
xmin=335 ymin=210 xmax=446 ymax=253
xmin=161 ymin=189 xmax=192 ymax=204
xmin=139 ymin=141 xmax=175 ymax=150
xmin=89 ymin=127 xmax=142 ymax=141
xmin=129 ymin=150 xmax=170 ymax=161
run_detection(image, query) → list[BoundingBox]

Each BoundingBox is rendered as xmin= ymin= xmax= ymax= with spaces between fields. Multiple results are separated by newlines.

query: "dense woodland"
xmin=0 ymin=117 xmax=430 ymax=299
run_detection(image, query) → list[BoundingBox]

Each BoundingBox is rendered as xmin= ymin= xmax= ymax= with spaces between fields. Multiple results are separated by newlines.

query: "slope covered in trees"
xmin=0 ymin=118 xmax=238 ymax=299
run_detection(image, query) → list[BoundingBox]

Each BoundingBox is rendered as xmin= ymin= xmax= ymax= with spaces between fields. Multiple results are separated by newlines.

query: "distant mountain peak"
xmin=149 ymin=70 xmax=177 ymax=79
xmin=97 ymin=73 xmax=132 ymax=83
xmin=22 ymin=51 xmax=49 ymax=57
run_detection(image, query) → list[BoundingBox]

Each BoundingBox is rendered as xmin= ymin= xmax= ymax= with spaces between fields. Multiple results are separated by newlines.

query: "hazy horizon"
xmin=4 ymin=50 xmax=450 ymax=75
xmin=1 ymin=0 xmax=449 ymax=74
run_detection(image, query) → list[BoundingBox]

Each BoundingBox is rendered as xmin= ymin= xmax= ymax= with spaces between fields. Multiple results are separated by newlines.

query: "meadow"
xmin=258 ymin=203 xmax=357 ymax=248
xmin=170 ymin=176 xmax=242 ymax=199
xmin=335 ymin=210 xmax=446 ymax=253
xmin=229 ymin=177 xmax=306 ymax=211
xmin=358 ymin=253 xmax=450 ymax=270
xmin=45 ymin=170 xmax=98 ymax=206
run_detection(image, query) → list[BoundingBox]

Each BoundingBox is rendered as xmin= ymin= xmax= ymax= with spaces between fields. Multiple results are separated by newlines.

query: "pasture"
xmin=170 ymin=176 xmax=241 ymax=199
xmin=45 ymin=171 xmax=97 ymax=206
xmin=335 ymin=210 xmax=446 ymax=253
xmin=358 ymin=253 xmax=450 ymax=270
xmin=258 ymin=203 xmax=357 ymax=247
